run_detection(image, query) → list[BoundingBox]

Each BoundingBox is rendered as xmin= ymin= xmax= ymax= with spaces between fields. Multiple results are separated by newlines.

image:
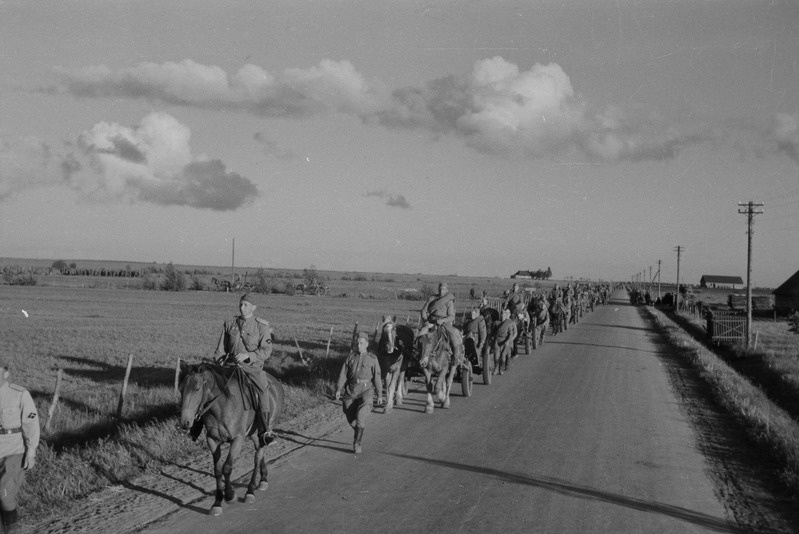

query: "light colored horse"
xmin=376 ymin=320 xmax=413 ymax=413
xmin=414 ymin=326 xmax=461 ymax=413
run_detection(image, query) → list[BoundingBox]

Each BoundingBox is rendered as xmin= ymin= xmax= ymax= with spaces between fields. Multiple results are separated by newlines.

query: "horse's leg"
xmin=423 ymin=369 xmax=434 ymax=414
xmin=384 ymin=370 xmax=396 ymax=413
xmin=442 ymin=365 xmax=455 ymax=409
xmin=207 ymin=438 xmax=225 ymax=516
xmin=396 ymin=370 xmax=405 ymax=405
xmin=245 ymin=435 xmax=261 ymax=502
xmin=223 ymin=437 xmax=244 ymax=504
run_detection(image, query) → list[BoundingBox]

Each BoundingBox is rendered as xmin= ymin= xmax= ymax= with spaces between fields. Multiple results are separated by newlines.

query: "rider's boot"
xmin=2 ymin=509 xmax=19 ymax=534
xmin=257 ymin=393 xmax=274 ymax=447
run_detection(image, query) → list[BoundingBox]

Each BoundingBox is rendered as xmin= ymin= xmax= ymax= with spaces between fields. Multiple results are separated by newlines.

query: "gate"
xmin=706 ymin=309 xmax=746 ymax=344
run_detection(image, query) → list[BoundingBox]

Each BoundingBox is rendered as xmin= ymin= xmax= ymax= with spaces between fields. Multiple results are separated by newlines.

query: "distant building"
xmin=511 ymin=270 xmax=533 ymax=279
xmin=699 ymin=275 xmax=743 ymax=289
xmin=773 ymin=269 xmax=799 ymax=313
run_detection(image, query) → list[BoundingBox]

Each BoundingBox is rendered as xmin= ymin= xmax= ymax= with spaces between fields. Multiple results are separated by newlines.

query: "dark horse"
xmin=376 ymin=319 xmax=414 ymax=413
xmin=179 ymin=361 xmax=284 ymax=516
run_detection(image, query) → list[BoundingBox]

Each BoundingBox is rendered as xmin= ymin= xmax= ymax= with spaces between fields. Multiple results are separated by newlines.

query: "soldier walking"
xmin=0 ymin=360 xmax=39 ymax=533
xmin=335 ymin=332 xmax=383 ymax=453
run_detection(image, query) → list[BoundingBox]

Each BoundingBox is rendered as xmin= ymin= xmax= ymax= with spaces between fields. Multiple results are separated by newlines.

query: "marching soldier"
xmin=492 ymin=309 xmax=516 ymax=375
xmin=335 ymin=332 xmax=383 ymax=453
xmin=419 ymin=282 xmax=463 ymax=362
xmin=213 ymin=293 xmax=275 ymax=445
xmin=0 ymin=360 xmax=39 ymax=533
xmin=462 ymin=307 xmax=487 ymax=363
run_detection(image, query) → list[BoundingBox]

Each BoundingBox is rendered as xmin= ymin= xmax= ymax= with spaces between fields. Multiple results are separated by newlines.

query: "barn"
xmin=511 ymin=270 xmax=533 ymax=279
xmin=773 ymin=269 xmax=799 ymax=314
xmin=699 ymin=275 xmax=744 ymax=289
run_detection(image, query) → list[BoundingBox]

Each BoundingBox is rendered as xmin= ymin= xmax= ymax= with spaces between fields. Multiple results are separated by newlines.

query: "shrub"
xmin=189 ymin=276 xmax=204 ymax=291
xmin=160 ymin=263 xmax=185 ymax=291
xmin=252 ymin=268 xmax=270 ymax=294
xmin=1 ymin=266 xmax=38 ymax=286
xmin=141 ymin=275 xmax=157 ymax=290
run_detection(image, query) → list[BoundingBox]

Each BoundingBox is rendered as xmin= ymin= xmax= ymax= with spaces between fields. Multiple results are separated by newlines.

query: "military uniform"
xmin=420 ymin=292 xmax=463 ymax=362
xmin=462 ymin=315 xmax=486 ymax=362
xmin=336 ymin=350 xmax=382 ymax=429
xmin=214 ymin=313 xmax=274 ymax=439
xmin=0 ymin=380 xmax=39 ymax=531
xmin=503 ymin=290 xmax=524 ymax=316
xmin=493 ymin=317 xmax=517 ymax=374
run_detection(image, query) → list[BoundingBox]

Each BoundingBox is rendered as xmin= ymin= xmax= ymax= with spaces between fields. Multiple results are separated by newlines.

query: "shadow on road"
xmin=386 ymin=453 xmax=756 ymax=534
xmin=544 ymin=339 xmax=667 ymax=355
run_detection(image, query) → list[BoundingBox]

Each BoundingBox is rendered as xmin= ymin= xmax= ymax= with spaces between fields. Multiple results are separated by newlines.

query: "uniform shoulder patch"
xmin=255 ymin=317 xmax=270 ymax=326
xmin=9 ymin=384 xmax=26 ymax=392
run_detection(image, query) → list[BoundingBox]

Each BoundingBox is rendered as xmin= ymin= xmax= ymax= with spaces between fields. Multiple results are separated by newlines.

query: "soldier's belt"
xmin=349 ymin=379 xmax=371 ymax=384
xmin=0 ymin=428 xmax=21 ymax=435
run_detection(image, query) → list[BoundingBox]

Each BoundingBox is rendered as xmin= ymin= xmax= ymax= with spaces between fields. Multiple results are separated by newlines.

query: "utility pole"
xmin=738 ymin=201 xmax=764 ymax=348
xmin=657 ymin=260 xmax=662 ymax=299
xmin=231 ymin=238 xmax=235 ymax=289
xmin=673 ymin=246 xmax=683 ymax=311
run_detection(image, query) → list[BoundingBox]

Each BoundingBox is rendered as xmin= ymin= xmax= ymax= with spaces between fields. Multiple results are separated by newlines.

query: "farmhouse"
xmin=773 ymin=269 xmax=799 ymax=313
xmin=511 ymin=270 xmax=533 ymax=279
xmin=699 ymin=275 xmax=743 ymax=289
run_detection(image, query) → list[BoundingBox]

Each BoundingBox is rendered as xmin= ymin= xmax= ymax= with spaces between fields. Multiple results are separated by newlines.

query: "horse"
xmin=179 ymin=361 xmax=285 ymax=516
xmin=413 ymin=326 xmax=461 ymax=413
xmin=376 ymin=319 xmax=414 ymax=413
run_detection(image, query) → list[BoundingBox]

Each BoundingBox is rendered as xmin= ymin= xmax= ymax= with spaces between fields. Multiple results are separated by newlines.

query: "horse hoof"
xmin=443 ymin=401 xmax=450 ymax=409
xmin=210 ymin=506 xmax=223 ymax=516
xmin=245 ymin=493 xmax=256 ymax=503
xmin=384 ymin=406 xmax=392 ymax=414
xmin=258 ymin=482 xmax=269 ymax=491
xmin=437 ymin=391 xmax=446 ymax=403
xmin=425 ymin=406 xmax=434 ymax=414
xmin=396 ymin=399 xmax=403 ymax=406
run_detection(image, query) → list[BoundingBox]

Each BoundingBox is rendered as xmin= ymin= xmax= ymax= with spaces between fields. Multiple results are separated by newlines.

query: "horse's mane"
xmin=194 ymin=361 xmax=234 ymax=397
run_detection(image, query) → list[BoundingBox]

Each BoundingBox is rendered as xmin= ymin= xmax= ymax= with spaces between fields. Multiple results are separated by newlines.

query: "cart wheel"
xmin=482 ymin=346 xmax=492 ymax=386
xmin=461 ymin=364 xmax=473 ymax=397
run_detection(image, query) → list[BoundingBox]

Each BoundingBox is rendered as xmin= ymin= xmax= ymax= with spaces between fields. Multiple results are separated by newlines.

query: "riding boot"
xmin=2 ymin=509 xmax=19 ymax=534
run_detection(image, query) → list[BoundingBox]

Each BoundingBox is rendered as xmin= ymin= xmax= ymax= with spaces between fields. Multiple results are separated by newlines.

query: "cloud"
xmin=253 ymin=132 xmax=299 ymax=160
xmin=0 ymin=136 xmax=60 ymax=199
xmin=772 ymin=113 xmax=799 ymax=162
xmin=54 ymin=59 xmax=382 ymax=118
xmin=74 ymin=112 xmax=258 ymax=210
xmin=366 ymin=190 xmax=411 ymax=209
xmin=0 ymin=112 xmax=258 ymax=210
xmin=377 ymin=57 xmax=702 ymax=162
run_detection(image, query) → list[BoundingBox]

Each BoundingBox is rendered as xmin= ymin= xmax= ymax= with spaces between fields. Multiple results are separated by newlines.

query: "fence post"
xmin=44 ymin=368 xmax=63 ymax=433
xmin=174 ymin=357 xmax=181 ymax=397
xmin=117 ymin=354 xmax=134 ymax=419
xmin=293 ymin=335 xmax=308 ymax=365
xmin=325 ymin=327 xmax=334 ymax=358
xmin=351 ymin=321 xmax=359 ymax=348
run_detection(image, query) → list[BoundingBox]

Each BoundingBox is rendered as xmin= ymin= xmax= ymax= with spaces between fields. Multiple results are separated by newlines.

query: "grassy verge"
xmin=646 ymin=306 xmax=799 ymax=498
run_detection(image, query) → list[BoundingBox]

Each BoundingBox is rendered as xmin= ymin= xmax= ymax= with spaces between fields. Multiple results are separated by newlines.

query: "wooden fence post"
xmin=174 ymin=357 xmax=181 ymax=397
xmin=44 ymin=368 xmax=63 ymax=433
xmin=293 ymin=335 xmax=308 ymax=365
xmin=117 ymin=354 xmax=134 ymax=419
xmin=351 ymin=321 xmax=359 ymax=348
xmin=325 ymin=327 xmax=334 ymax=358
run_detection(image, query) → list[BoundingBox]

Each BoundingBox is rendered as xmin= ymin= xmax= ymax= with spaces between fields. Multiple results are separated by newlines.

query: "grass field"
xmin=0 ymin=263 xmax=563 ymax=522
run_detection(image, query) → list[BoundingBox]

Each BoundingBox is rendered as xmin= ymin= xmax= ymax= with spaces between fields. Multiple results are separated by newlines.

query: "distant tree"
xmin=252 ymin=268 xmax=270 ymax=294
xmin=303 ymin=265 xmax=319 ymax=286
xmin=51 ymin=260 xmax=69 ymax=273
xmin=161 ymin=262 xmax=185 ymax=291
xmin=189 ymin=275 xmax=204 ymax=291
xmin=546 ymin=267 xmax=552 ymax=279
xmin=69 ymin=262 xmax=77 ymax=270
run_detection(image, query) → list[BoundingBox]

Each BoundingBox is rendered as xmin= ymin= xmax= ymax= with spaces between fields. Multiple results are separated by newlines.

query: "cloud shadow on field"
xmin=385 ymin=453 xmax=753 ymax=534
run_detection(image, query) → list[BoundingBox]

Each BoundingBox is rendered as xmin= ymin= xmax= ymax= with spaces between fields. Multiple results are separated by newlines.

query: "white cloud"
xmin=0 ymin=112 xmax=258 ymax=210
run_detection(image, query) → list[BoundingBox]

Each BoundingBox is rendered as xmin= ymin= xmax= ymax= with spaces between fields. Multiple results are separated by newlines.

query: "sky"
xmin=1 ymin=0 xmax=798 ymax=287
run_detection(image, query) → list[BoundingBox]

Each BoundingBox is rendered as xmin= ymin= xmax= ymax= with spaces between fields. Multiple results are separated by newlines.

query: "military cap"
xmin=240 ymin=293 xmax=256 ymax=305
xmin=356 ymin=331 xmax=370 ymax=341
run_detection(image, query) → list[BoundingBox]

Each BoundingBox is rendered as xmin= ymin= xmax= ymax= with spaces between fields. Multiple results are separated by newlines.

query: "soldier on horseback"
xmin=213 ymin=293 xmax=275 ymax=446
xmin=419 ymin=282 xmax=464 ymax=363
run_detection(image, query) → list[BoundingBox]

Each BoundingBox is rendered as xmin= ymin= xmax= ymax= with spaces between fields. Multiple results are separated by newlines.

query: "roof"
xmin=773 ymin=269 xmax=799 ymax=296
xmin=700 ymin=275 xmax=743 ymax=285
xmin=512 ymin=270 xmax=533 ymax=277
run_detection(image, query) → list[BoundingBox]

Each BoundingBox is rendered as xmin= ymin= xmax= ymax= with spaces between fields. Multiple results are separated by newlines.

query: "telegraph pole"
xmin=231 ymin=238 xmax=235 ymax=288
xmin=674 ymin=246 xmax=683 ymax=311
xmin=738 ymin=201 xmax=764 ymax=348
xmin=657 ymin=259 xmax=662 ymax=299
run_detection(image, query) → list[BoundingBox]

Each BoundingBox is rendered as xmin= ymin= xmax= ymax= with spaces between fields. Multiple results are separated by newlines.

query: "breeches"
xmin=342 ymin=392 xmax=374 ymax=428
xmin=0 ymin=454 xmax=24 ymax=511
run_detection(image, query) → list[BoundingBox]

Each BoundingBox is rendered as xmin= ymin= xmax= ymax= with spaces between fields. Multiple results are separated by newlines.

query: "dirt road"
xmin=32 ymin=294 xmax=795 ymax=533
